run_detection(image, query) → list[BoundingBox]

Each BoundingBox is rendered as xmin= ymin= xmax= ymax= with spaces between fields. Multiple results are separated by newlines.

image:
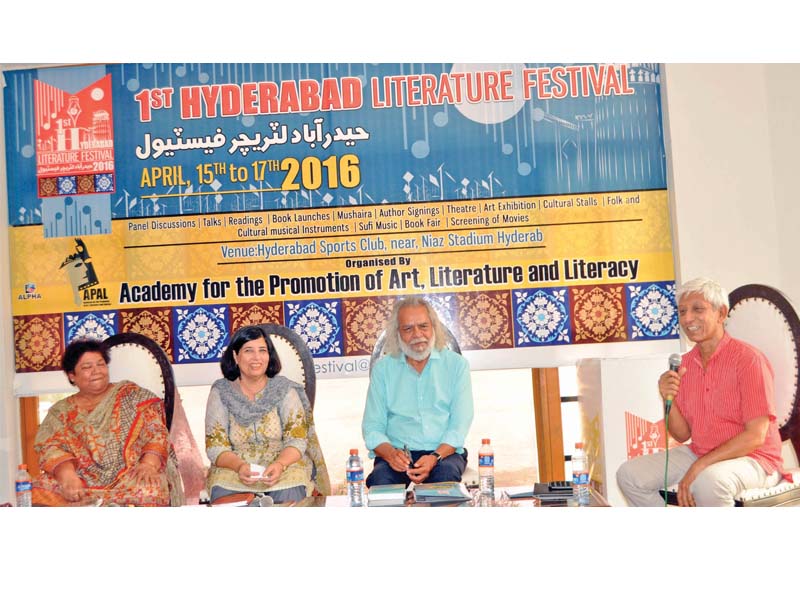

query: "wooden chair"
xmin=105 ymin=332 xmax=176 ymax=427
xmin=254 ymin=324 xmax=328 ymax=496
xmin=104 ymin=331 xmax=192 ymax=504
xmin=258 ymin=323 xmax=317 ymax=409
xmin=726 ymin=284 xmax=800 ymax=506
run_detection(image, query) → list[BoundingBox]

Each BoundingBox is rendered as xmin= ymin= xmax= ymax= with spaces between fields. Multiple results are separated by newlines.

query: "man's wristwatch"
xmin=430 ymin=451 xmax=443 ymax=463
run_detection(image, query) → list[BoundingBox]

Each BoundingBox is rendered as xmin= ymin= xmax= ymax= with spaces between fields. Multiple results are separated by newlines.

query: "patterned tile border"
xmin=119 ymin=307 xmax=173 ymax=357
xmin=57 ymin=176 xmax=77 ymax=195
xmin=172 ymin=304 xmax=229 ymax=364
xmin=570 ymin=284 xmax=628 ymax=344
xmin=456 ymin=290 xmax=513 ymax=351
xmin=64 ymin=310 xmax=118 ymax=345
xmin=230 ymin=302 xmax=284 ymax=333
xmin=342 ymin=296 xmax=395 ymax=356
xmin=625 ymin=281 xmax=679 ymax=340
xmin=512 ymin=287 xmax=571 ymax=346
xmin=12 ymin=281 xmax=679 ymax=371
xmin=14 ymin=313 xmax=63 ymax=372
xmin=37 ymin=173 xmax=114 ymax=197
xmin=285 ymin=299 xmax=343 ymax=357
xmin=38 ymin=177 xmax=58 ymax=197
xmin=423 ymin=292 xmax=461 ymax=341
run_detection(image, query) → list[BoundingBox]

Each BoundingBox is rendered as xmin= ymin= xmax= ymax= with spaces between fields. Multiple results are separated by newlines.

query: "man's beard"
xmin=399 ymin=331 xmax=436 ymax=361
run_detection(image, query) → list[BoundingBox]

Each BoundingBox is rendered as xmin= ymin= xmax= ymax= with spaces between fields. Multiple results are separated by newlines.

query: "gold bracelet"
xmin=276 ymin=460 xmax=288 ymax=472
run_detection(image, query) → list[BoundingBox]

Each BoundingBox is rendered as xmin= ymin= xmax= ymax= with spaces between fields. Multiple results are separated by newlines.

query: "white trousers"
xmin=616 ymin=445 xmax=780 ymax=506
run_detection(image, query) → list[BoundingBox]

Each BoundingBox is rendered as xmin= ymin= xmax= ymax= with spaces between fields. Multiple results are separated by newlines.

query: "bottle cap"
xmin=575 ymin=442 xmax=584 ymax=449
xmin=482 ymin=438 xmax=490 ymax=444
xmin=349 ymin=449 xmax=358 ymax=455
xmin=18 ymin=463 xmax=26 ymax=470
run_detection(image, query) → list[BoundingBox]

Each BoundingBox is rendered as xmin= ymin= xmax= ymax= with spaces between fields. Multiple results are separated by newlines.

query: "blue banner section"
xmin=5 ymin=63 xmax=665 ymax=225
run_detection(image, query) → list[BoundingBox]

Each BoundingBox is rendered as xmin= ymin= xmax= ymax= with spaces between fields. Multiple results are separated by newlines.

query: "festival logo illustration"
xmin=624 ymin=411 xmax=681 ymax=458
xmin=60 ymin=237 xmax=109 ymax=307
xmin=34 ymin=74 xmax=115 ymax=197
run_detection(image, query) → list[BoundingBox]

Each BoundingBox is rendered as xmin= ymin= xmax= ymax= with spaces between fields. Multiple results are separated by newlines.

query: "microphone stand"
xmin=664 ymin=399 xmax=672 ymax=507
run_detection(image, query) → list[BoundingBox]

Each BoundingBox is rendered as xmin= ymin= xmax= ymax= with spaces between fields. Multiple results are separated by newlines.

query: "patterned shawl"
xmin=34 ymin=380 xmax=184 ymax=506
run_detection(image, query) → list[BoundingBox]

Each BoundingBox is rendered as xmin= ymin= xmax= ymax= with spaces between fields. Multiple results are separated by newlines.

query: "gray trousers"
xmin=616 ymin=445 xmax=780 ymax=506
xmin=210 ymin=485 xmax=306 ymax=504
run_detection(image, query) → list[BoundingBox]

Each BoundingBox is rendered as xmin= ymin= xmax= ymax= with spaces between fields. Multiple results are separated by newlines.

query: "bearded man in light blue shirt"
xmin=362 ymin=296 xmax=474 ymax=486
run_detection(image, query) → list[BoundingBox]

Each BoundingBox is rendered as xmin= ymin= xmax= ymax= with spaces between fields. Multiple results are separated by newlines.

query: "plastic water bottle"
xmin=572 ymin=442 xmax=590 ymax=506
xmin=15 ymin=464 xmax=32 ymax=507
xmin=478 ymin=438 xmax=495 ymax=498
xmin=346 ymin=449 xmax=364 ymax=507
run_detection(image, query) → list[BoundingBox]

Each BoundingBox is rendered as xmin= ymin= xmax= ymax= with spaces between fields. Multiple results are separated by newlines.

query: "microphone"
xmin=665 ymin=353 xmax=682 ymax=414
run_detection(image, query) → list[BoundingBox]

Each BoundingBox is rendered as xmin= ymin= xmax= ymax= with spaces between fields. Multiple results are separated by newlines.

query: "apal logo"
xmin=59 ymin=237 xmax=109 ymax=306
xmin=18 ymin=282 xmax=42 ymax=300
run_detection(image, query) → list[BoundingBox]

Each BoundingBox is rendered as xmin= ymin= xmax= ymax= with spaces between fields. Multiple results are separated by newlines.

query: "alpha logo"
xmin=59 ymin=237 xmax=109 ymax=306
xmin=18 ymin=283 xmax=42 ymax=300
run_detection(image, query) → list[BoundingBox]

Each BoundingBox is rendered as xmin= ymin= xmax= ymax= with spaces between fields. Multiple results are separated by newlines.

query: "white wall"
xmin=663 ymin=63 xmax=800 ymax=303
xmin=577 ymin=355 xmax=670 ymax=506
xmin=764 ymin=64 xmax=800 ymax=307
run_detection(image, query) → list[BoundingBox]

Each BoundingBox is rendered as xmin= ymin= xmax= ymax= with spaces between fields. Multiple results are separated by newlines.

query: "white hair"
xmin=383 ymin=296 xmax=447 ymax=357
xmin=676 ymin=277 xmax=729 ymax=311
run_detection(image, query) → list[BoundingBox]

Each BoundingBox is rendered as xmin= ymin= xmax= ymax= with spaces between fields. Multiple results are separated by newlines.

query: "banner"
xmin=4 ymin=63 xmax=678 ymax=381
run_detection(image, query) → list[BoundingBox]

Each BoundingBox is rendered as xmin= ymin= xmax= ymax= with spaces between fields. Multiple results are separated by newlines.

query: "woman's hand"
xmin=263 ymin=461 xmax=286 ymax=485
xmin=132 ymin=461 xmax=162 ymax=486
xmin=54 ymin=462 xmax=87 ymax=503
xmin=59 ymin=472 xmax=87 ymax=503
xmin=236 ymin=462 xmax=261 ymax=485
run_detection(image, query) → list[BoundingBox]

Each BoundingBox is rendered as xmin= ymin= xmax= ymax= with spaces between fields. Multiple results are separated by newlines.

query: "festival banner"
xmin=3 ymin=63 xmax=679 ymax=384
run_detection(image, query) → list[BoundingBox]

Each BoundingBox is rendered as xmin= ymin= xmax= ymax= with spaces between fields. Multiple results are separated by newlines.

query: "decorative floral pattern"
xmin=119 ymin=308 xmax=172 ymax=355
xmin=230 ymin=302 xmax=283 ymax=332
xmin=77 ymin=175 xmax=95 ymax=194
xmin=513 ymin=288 xmax=571 ymax=346
xmin=286 ymin=300 xmax=342 ymax=357
xmin=64 ymin=311 xmax=117 ymax=345
xmin=626 ymin=282 xmax=679 ymax=339
xmin=94 ymin=173 xmax=114 ymax=192
xmin=424 ymin=293 xmax=460 ymax=339
xmin=571 ymin=285 xmax=627 ymax=343
xmin=14 ymin=314 xmax=63 ymax=372
xmin=457 ymin=291 xmax=512 ymax=350
xmin=39 ymin=177 xmax=58 ymax=197
xmin=173 ymin=305 xmax=228 ymax=363
xmin=343 ymin=297 xmax=394 ymax=355
xmin=57 ymin=176 xmax=77 ymax=195
xmin=12 ymin=281 xmax=679 ymax=375
xmin=37 ymin=174 xmax=113 ymax=197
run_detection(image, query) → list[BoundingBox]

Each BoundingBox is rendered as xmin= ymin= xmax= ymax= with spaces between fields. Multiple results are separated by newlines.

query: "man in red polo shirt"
xmin=617 ymin=277 xmax=783 ymax=506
